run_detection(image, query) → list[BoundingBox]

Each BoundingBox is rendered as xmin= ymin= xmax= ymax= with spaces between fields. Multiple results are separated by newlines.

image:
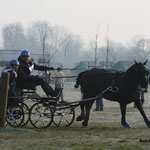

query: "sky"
xmin=0 ymin=0 xmax=150 ymax=45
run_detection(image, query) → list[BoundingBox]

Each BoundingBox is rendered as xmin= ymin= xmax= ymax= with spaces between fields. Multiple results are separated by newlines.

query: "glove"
xmin=48 ymin=67 xmax=55 ymax=70
xmin=34 ymin=75 xmax=40 ymax=80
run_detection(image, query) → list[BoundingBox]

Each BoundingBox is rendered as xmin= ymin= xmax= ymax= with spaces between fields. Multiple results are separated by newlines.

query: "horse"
xmin=75 ymin=61 xmax=150 ymax=128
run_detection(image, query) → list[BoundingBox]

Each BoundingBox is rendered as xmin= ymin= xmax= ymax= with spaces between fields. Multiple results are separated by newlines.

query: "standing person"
xmin=141 ymin=89 xmax=145 ymax=105
xmin=54 ymin=67 xmax=65 ymax=102
xmin=16 ymin=50 xmax=55 ymax=97
xmin=94 ymin=97 xmax=104 ymax=111
xmin=3 ymin=60 xmax=20 ymax=106
xmin=133 ymin=89 xmax=145 ymax=108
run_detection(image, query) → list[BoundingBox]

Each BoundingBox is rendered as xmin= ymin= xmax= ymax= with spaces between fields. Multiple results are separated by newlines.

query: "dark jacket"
xmin=3 ymin=67 xmax=17 ymax=106
xmin=17 ymin=56 xmax=50 ymax=82
xmin=3 ymin=67 xmax=16 ymax=84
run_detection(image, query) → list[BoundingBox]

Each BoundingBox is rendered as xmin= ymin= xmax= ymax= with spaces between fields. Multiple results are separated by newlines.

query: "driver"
xmin=16 ymin=50 xmax=55 ymax=97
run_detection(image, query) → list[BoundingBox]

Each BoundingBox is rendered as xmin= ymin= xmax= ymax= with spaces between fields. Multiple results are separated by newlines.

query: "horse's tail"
xmin=74 ymin=72 xmax=85 ymax=88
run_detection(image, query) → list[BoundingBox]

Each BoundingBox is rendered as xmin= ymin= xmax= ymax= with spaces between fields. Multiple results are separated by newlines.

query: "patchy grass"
xmin=0 ymin=123 xmax=150 ymax=150
xmin=1 ymin=83 xmax=150 ymax=150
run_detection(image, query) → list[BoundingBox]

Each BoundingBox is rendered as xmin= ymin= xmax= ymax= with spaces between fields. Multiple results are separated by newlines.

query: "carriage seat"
xmin=15 ymin=87 xmax=36 ymax=96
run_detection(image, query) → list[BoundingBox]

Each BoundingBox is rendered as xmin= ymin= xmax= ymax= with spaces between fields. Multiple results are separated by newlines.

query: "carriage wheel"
xmin=6 ymin=104 xmax=24 ymax=127
xmin=29 ymin=102 xmax=53 ymax=128
xmin=53 ymin=106 xmax=75 ymax=127
xmin=18 ymin=102 xmax=30 ymax=127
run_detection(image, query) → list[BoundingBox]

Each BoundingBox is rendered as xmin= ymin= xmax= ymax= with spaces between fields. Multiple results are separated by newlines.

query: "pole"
xmin=42 ymin=34 xmax=46 ymax=66
xmin=0 ymin=72 xmax=10 ymax=128
xmin=106 ymin=25 xmax=109 ymax=69
xmin=94 ymin=23 xmax=99 ymax=68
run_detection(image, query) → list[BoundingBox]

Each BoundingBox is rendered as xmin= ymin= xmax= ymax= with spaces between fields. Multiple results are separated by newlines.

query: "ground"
xmin=1 ymin=82 xmax=150 ymax=150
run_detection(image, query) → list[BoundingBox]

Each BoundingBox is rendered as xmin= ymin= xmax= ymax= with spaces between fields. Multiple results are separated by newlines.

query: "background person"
xmin=16 ymin=50 xmax=55 ymax=97
xmin=141 ymin=89 xmax=145 ymax=105
xmin=94 ymin=97 xmax=104 ymax=111
xmin=54 ymin=67 xmax=65 ymax=102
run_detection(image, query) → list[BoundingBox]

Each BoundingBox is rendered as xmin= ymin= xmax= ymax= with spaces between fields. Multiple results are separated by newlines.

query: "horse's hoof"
xmin=123 ymin=123 xmax=131 ymax=128
xmin=76 ymin=116 xmax=84 ymax=122
xmin=82 ymin=121 xmax=88 ymax=127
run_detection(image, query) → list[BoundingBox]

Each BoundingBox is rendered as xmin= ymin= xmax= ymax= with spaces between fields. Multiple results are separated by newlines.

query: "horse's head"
xmin=127 ymin=60 xmax=149 ymax=89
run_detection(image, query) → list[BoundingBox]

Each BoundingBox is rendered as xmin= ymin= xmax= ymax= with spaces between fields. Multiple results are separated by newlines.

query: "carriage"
xmin=6 ymin=85 xmax=85 ymax=128
xmin=6 ymin=87 xmax=73 ymax=128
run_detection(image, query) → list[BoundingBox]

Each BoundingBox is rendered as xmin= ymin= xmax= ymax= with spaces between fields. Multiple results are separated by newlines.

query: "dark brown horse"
xmin=75 ymin=61 xmax=150 ymax=128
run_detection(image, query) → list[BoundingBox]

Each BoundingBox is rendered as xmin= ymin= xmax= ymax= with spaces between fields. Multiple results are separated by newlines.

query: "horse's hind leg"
xmin=82 ymin=101 xmax=94 ymax=127
xmin=76 ymin=102 xmax=85 ymax=121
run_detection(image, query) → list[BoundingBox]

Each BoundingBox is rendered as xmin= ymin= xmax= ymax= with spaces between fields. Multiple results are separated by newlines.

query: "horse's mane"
xmin=126 ymin=63 xmax=146 ymax=75
xmin=126 ymin=63 xmax=137 ymax=73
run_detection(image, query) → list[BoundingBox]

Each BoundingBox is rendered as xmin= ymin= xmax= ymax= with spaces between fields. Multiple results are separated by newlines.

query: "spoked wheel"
xmin=6 ymin=104 xmax=24 ymax=127
xmin=18 ymin=102 xmax=30 ymax=127
xmin=29 ymin=102 xmax=53 ymax=128
xmin=53 ymin=106 xmax=75 ymax=127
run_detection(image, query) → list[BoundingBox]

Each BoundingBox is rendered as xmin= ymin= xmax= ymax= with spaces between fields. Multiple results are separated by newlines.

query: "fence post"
xmin=0 ymin=72 xmax=10 ymax=128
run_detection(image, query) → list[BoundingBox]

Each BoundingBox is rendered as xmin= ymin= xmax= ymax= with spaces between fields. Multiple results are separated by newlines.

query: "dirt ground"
xmin=1 ymin=82 xmax=150 ymax=150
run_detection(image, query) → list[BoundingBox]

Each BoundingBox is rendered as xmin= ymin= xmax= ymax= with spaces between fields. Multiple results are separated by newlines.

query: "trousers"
xmin=34 ymin=77 xmax=54 ymax=97
xmin=16 ymin=77 xmax=54 ymax=97
xmin=95 ymin=98 xmax=104 ymax=110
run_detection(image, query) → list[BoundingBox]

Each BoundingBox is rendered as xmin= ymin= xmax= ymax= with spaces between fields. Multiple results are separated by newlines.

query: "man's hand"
xmin=30 ymin=75 xmax=39 ymax=81
xmin=48 ymin=67 xmax=55 ymax=70
xmin=34 ymin=75 xmax=40 ymax=80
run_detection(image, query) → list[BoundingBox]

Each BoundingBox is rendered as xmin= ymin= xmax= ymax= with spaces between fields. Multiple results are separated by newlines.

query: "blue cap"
xmin=10 ymin=60 xmax=20 ymax=66
xmin=21 ymin=50 xmax=30 ymax=57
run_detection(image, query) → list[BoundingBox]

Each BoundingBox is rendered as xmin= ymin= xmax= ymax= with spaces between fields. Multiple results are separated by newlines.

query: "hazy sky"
xmin=0 ymin=0 xmax=150 ymax=44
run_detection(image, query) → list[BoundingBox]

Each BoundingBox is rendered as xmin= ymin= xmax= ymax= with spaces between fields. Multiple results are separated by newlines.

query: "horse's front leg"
xmin=82 ymin=101 xmax=94 ymax=127
xmin=120 ymin=103 xmax=131 ymax=128
xmin=134 ymin=99 xmax=150 ymax=127
xmin=76 ymin=102 xmax=85 ymax=121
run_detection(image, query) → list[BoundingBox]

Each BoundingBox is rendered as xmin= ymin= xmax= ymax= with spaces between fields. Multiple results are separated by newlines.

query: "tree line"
xmin=2 ymin=21 xmax=150 ymax=67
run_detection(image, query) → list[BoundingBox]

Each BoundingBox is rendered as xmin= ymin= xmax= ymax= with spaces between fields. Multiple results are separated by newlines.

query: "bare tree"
xmin=89 ymin=24 xmax=99 ymax=67
xmin=46 ymin=25 xmax=70 ymax=64
xmin=130 ymin=35 xmax=150 ymax=60
xmin=1 ymin=21 xmax=84 ymax=67
xmin=31 ymin=21 xmax=53 ymax=65
xmin=137 ymin=39 xmax=150 ymax=60
xmin=26 ymin=28 xmax=41 ymax=53
xmin=2 ymin=23 xmax=26 ymax=50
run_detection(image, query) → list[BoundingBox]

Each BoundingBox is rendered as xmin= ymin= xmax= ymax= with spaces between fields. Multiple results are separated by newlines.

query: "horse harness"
xmin=97 ymin=71 xmax=124 ymax=99
xmin=107 ymin=71 xmax=125 ymax=92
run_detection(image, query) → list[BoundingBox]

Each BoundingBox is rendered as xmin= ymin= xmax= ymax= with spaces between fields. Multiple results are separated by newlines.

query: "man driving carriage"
xmin=16 ymin=50 xmax=55 ymax=97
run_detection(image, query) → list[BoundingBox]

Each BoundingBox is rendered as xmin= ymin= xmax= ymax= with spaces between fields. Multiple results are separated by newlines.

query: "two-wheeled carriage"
xmin=6 ymin=87 xmax=76 ymax=128
xmin=6 ymin=84 xmax=112 ymax=129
